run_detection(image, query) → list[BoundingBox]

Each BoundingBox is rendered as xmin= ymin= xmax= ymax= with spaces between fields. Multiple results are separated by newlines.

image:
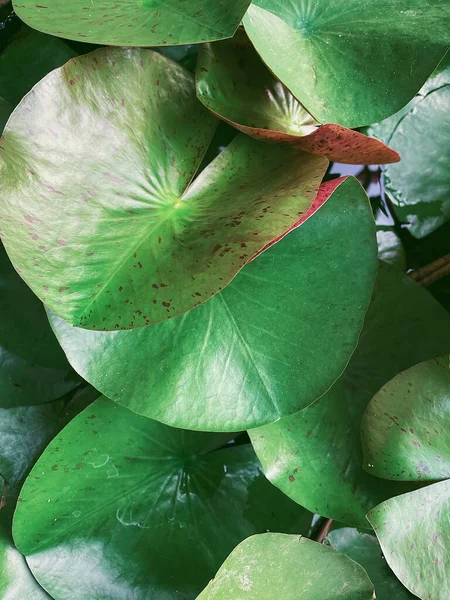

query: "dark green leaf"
xmin=0 ymin=28 xmax=76 ymax=106
xmin=249 ymin=263 xmax=450 ymax=527
xmin=196 ymin=29 xmax=400 ymax=164
xmin=12 ymin=0 xmax=252 ymax=46
xmin=362 ymin=354 xmax=450 ymax=481
xmin=13 ymin=397 xmax=312 ymax=600
xmin=243 ymin=0 xmax=449 ymax=128
xmin=197 ymin=533 xmax=375 ymax=599
xmin=0 ymin=96 xmax=12 ymax=134
xmin=367 ymin=481 xmax=450 ymax=600
xmin=0 ymin=384 xmax=100 ymax=487
xmin=327 ymin=528 xmax=414 ymax=600
xmin=49 ymin=177 xmax=377 ymax=431
xmin=370 ymin=59 xmax=450 ymax=238
xmin=0 ymin=46 xmax=328 ymax=330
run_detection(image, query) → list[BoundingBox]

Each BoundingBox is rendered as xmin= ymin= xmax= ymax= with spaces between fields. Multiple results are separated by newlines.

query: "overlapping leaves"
xmin=249 ymin=263 xmax=450 ymax=527
xmin=244 ymin=0 xmax=449 ymax=127
xmin=196 ymin=30 xmax=400 ymax=164
xmin=49 ymin=177 xmax=377 ymax=431
xmin=0 ymin=46 xmax=329 ymax=330
xmin=13 ymin=397 xmax=312 ymax=600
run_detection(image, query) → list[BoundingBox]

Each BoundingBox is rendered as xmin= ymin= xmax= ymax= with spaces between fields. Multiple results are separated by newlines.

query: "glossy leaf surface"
xmin=370 ymin=60 xmax=450 ymax=238
xmin=249 ymin=263 xmax=450 ymax=527
xmin=0 ymin=46 xmax=328 ymax=330
xmin=197 ymin=30 xmax=400 ymax=164
xmin=368 ymin=481 xmax=450 ymax=600
xmin=243 ymin=0 xmax=449 ymax=128
xmin=0 ymin=384 xmax=99 ymax=487
xmin=12 ymin=0 xmax=252 ymax=46
xmin=0 ymin=483 xmax=50 ymax=600
xmin=362 ymin=355 xmax=450 ymax=481
xmin=13 ymin=397 xmax=312 ymax=600
xmin=49 ymin=177 xmax=376 ymax=431
xmin=327 ymin=528 xmax=414 ymax=600
xmin=197 ymin=533 xmax=375 ymax=600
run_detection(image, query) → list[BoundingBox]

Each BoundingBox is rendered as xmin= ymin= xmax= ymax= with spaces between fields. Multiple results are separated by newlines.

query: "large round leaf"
xmin=197 ymin=533 xmax=375 ymax=599
xmin=12 ymin=0 xmax=252 ymax=46
xmin=249 ymin=263 xmax=450 ymax=527
xmin=327 ymin=528 xmax=414 ymax=600
xmin=0 ymin=384 xmax=99 ymax=487
xmin=0 ymin=46 xmax=329 ymax=331
xmin=13 ymin=397 xmax=312 ymax=600
xmin=367 ymin=480 xmax=450 ymax=600
xmin=361 ymin=354 xmax=450 ymax=481
xmin=196 ymin=30 xmax=400 ymax=164
xmin=49 ymin=176 xmax=377 ymax=431
xmin=0 ymin=483 xmax=50 ymax=600
xmin=0 ymin=243 xmax=67 ymax=369
xmin=370 ymin=59 xmax=450 ymax=238
xmin=243 ymin=0 xmax=449 ymax=128
xmin=0 ymin=96 xmax=12 ymax=134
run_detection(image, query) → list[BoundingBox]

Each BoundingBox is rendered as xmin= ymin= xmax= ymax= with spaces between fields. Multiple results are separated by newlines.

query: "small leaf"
xmin=196 ymin=533 xmax=375 ymax=599
xmin=48 ymin=176 xmax=377 ymax=431
xmin=249 ymin=263 xmax=450 ymax=527
xmin=327 ymin=528 xmax=415 ymax=600
xmin=367 ymin=481 xmax=450 ymax=600
xmin=13 ymin=397 xmax=312 ymax=600
xmin=362 ymin=354 xmax=450 ymax=481
xmin=369 ymin=59 xmax=450 ymax=238
xmin=12 ymin=0 xmax=252 ymax=46
xmin=376 ymin=228 xmax=406 ymax=271
xmin=243 ymin=0 xmax=449 ymax=128
xmin=0 ymin=46 xmax=328 ymax=330
xmin=197 ymin=30 xmax=400 ymax=164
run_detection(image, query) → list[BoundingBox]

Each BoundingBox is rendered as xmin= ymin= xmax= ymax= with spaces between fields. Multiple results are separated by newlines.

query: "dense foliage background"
xmin=0 ymin=1 xmax=449 ymax=599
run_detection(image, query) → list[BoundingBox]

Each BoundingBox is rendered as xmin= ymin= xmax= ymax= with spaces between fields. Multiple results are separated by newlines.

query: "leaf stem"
xmin=409 ymin=254 xmax=450 ymax=287
xmin=311 ymin=517 xmax=333 ymax=543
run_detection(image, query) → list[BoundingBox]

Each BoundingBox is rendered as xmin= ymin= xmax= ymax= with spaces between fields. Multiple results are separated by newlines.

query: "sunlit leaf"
xmin=368 ymin=481 xmax=450 ymax=600
xmin=362 ymin=354 xmax=450 ymax=481
xmin=0 ymin=46 xmax=328 ymax=330
xmin=197 ymin=30 xmax=400 ymax=164
xmin=243 ymin=0 xmax=449 ymax=128
xmin=12 ymin=0 xmax=252 ymax=46
xmin=13 ymin=397 xmax=312 ymax=600
xmin=376 ymin=229 xmax=406 ymax=271
xmin=249 ymin=263 xmax=450 ymax=527
xmin=48 ymin=177 xmax=376 ymax=431
xmin=197 ymin=533 xmax=375 ymax=599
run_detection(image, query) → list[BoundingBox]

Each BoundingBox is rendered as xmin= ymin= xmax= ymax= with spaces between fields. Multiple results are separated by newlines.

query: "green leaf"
xmin=0 ymin=483 xmax=51 ymax=600
xmin=327 ymin=528 xmax=414 ymax=600
xmin=0 ymin=244 xmax=68 ymax=369
xmin=0 ymin=46 xmax=329 ymax=331
xmin=370 ymin=59 xmax=450 ymax=238
xmin=243 ymin=1 xmax=449 ymax=128
xmin=48 ymin=176 xmax=377 ymax=431
xmin=12 ymin=0 xmax=252 ymax=46
xmin=249 ymin=263 xmax=450 ymax=527
xmin=196 ymin=29 xmax=400 ymax=164
xmin=361 ymin=355 xmax=450 ymax=481
xmin=197 ymin=533 xmax=375 ymax=599
xmin=13 ymin=397 xmax=312 ymax=600
xmin=0 ymin=384 xmax=100 ymax=487
xmin=0 ymin=28 xmax=76 ymax=106
xmin=0 ymin=96 xmax=12 ymax=134
xmin=367 ymin=480 xmax=450 ymax=600
xmin=0 ymin=242 xmax=80 ymax=409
